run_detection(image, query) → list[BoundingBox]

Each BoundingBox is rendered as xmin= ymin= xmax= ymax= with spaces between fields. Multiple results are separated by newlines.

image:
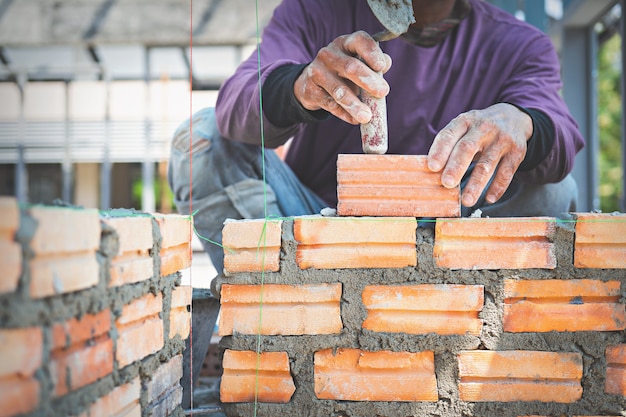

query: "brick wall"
xmin=0 ymin=197 xmax=191 ymax=417
xmin=217 ymin=211 xmax=626 ymax=417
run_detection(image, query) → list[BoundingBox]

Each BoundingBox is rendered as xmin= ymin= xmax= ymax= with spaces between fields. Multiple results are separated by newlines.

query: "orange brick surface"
xmin=434 ymin=217 xmax=556 ymax=269
xmin=220 ymin=350 xmax=295 ymax=403
xmin=0 ymin=327 xmax=42 ymax=417
xmin=574 ymin=212 xmax=626 ymax=268
xmin=77 ymin=377 xmax=141 ymax=417
xmin=222 ymin=219 xmax=282 ymax=275
xmin=219 ymin=283 xmax=342 ymax=336
xmin=145 ymin=355 xmax=183 ymax=417
xmin=169 ymin=285 xmax=191 ymax=339
xmin=0 ymin=196 xmax=21 ymax=294
xmin=156 ymin=214 xmax=191 ymax=276
xmin=337 ymin=154 xmax=460 ymax=217
xmin=116 ymin=293 xmax=164 ymax=368
xmin=102 ymin=216 xmax=153 ymax=287
xmin=503 ymin=279 xmax=625 ymax=332
xmin=314 ymin=348 xmax=437 ymax=401
xmin=29 ymin=206 xmax=100 ymax=298
xmin=605 ymin=344 xmax=626 ymax=396
xmin=50 ymin=311 xmax=113 ymax=397
xmin=294 ymin=216 xmax=417 ymax=269
xmin=458 ymin=350 xmax=583 ymax=402
xmin=362 ymin=284 xmax=484 ymax=335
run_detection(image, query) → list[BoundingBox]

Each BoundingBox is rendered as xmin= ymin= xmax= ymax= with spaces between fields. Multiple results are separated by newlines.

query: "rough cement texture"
xmin=216 ymin=217 xmax=626 ymax=417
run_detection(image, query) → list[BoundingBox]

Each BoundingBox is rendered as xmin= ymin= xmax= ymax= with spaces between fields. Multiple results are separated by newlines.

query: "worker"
xmin=168 ymin=0 xmax=585 ymax=406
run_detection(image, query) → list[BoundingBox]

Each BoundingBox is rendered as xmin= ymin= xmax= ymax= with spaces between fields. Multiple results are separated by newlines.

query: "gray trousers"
xmin=167 ymin=107 xmax=578 ymax=408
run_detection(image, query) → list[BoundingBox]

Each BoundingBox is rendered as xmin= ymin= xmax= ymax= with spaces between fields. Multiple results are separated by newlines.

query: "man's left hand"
xmin=427 ymin=103 xmax=533 ymax=207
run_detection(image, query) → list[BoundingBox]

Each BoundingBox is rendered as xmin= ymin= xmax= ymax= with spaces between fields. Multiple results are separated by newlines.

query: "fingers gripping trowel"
xmin=361 ymin=0 xmax=415 ymax=154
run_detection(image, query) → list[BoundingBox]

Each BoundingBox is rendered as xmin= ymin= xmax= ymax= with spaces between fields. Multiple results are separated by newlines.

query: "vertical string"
xmin=188 ymin=0 xmax=194 ymax=413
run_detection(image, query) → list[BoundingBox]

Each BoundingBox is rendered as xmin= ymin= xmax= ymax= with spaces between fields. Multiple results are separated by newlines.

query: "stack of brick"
xmin=216 ymin=155 xmax=626 ymax=417
xmin=0 ymin=197 xmax=192 ymax=417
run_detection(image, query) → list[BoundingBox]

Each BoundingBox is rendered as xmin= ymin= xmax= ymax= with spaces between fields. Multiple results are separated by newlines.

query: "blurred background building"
xmin=0 ymin=0 xmax=623 ymax=214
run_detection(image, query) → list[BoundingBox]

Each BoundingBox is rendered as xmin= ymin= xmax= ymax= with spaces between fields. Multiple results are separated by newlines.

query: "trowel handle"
xmin=360 ymin=71 xmax=388 ymax=154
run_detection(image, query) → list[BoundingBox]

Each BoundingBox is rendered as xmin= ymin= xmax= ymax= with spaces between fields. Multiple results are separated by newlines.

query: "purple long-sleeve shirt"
xmin=215 ymin=0 xmax=585 ymax=207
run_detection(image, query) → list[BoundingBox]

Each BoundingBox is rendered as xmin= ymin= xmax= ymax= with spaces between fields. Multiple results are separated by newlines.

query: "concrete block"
xmin=337 ymin=154 xmax=460 ymax=217
xmin=503 ymin=279 xmax=625 ymax=332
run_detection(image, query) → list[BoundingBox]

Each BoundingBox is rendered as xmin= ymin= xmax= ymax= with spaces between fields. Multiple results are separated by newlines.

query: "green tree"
xmin=597 ymin=34 xmax=623 ymax=212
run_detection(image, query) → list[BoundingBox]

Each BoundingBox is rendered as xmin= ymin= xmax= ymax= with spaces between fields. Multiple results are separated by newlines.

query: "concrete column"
xmin=562 ymin=26 xmax=599 ymax=211
xmin=101 ymin=73 xmax=112 ymax=210
xmin=62 ymin=80 xmax=73 ymax=203
xmin=15 ymin=73 xmax=27 ymax=204
xmin=142 ymin=47 xmax=155 ymax=213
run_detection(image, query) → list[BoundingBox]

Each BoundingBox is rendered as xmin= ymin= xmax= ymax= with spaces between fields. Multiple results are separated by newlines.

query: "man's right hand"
xmin=293 ymin=31 xmax=392 ymax=125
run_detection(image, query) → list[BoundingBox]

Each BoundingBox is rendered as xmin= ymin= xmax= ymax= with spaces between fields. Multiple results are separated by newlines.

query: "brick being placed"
xmin=336 ymin=154 xmax=460 ymax=217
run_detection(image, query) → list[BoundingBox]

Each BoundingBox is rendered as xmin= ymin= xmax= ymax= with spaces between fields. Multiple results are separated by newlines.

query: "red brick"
xmin=169 ymin=286 xmax=191 ymax=339
xmin=50 ymin=311 xmax=113 ymax=397
xmin=605 ymin=344 xmax=626 ymax=396
xmin=220 ymin=350 xmax=295 ymax=403
xmin=294 ymin=216 xmax=417 ymax=269
xmin=337 ymin=154 xmax=461 ymax=217
xmin=80 ymin=377 xmax=141 ymax=417
xmin=0 ymin=327 xmax=42 ymax=378
xmin=434 ymin=217 xmax=556 ymax=269
xmin=145 ymin=355 xmax=183 ymax=417
xmin=0 ymin=327 xmax=42 ymax=417
xmin=314 ymin=348 xmax=437 ymax=401
xmin=102 ymin=216 xmax=153 ymax=287
xmin=219 ymin=283 xmax=342 ymax=336
xmin=51 ymin=309 xmax=111 ymax=349
xmin=156 ymin=214 xmax=191 ymax=276
xmin=116 ymin=293 xmax=164 ymax=368
xmin=362 ymin=284 xmax=484 ymax=335
xmin=503 ymin=279 xmax=625 ymax=332
xmin=29 ymin=206 xmax=101 ymax=298
xmin=0 ymin=377 xmax=40 ymax=417
xmin=222 ymin=219 xmax=282 ymax=275
xmin=574 ymin=212 xmax=626 ymax=268
xmin=458 ymin=350 xmax=582 ymax=402
xmin=0 ymin=196 xmax=21 ymax=294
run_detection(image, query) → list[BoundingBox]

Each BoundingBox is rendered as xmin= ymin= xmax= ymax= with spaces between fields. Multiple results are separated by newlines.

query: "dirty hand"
xmin=293 ymin=31 xmax=392 ymax=125
xmin=427 ymin=103 xmax=533 ymax=207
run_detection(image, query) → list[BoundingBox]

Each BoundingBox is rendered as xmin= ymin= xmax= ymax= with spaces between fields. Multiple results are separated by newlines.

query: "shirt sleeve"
xmin=262 ymin=63 xmax=329 ymax=127
xmin=214 ymin=0 xmax=328 ymax=149
xmin=497 ymin=31 xmax=585 ymax=184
